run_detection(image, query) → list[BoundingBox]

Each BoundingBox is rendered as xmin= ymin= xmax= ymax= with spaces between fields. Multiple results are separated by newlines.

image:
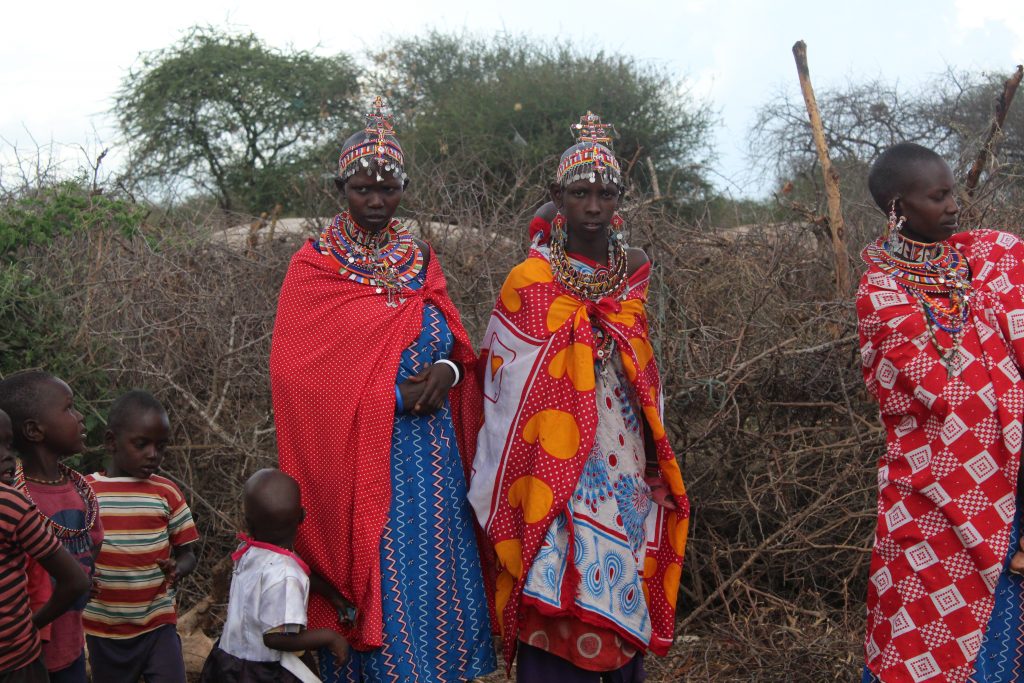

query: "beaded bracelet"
xmin=394 ymin=385 xmax=405 ymax=413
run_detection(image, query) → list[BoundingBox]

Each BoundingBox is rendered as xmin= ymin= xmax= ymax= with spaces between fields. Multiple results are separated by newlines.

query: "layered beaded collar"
xmin=14 ymin=461 xmax=99 ymax=541
xmin=548 ymin=214 xmax=628 ymax=303
xmin=864 ymin=230 xmax=972 ymax=372
xmin=887 ymin=232 xmax=944 ymax=263
xmin=316 ymin=211 xmax=424 ymax=307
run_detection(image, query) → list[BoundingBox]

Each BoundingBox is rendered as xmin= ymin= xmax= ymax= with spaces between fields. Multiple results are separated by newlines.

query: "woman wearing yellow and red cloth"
xmin=468 ymin=112 xmax=689 ymax=682
xmin=857 ymin=142 xmax=1024 ymax=682
xmin=270 ymin=98 xmax=496 ymax=682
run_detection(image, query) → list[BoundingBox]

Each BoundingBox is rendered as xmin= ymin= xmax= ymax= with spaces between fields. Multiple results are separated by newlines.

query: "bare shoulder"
xmin=413 ymin=237 xmax=432 ymax=269
xmin=626 ymin=247 xmax=650 ymax=276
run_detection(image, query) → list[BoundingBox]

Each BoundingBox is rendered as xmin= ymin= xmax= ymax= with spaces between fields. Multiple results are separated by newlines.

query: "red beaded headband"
xmin=555 ymin=111 xmax=622 ymax=186
xmin=338 ymin=96 xmax=407 ymax=182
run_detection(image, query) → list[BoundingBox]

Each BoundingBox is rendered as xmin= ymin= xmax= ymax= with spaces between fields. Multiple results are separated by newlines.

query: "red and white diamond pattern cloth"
xmin=858 ymin=230 xmax=1024 ymax=682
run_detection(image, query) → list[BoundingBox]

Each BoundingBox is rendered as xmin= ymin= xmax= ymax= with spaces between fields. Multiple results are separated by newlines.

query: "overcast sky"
xmin=2 ymin=0 xmax=1022 ymax=198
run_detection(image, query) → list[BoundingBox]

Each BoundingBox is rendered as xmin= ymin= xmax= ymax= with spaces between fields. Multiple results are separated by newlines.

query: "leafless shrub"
xmin=10 ymin=142 xmax=1024 ymax=682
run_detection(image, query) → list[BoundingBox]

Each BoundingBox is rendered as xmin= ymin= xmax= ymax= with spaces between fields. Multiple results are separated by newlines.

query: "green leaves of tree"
xmin=115 ymin=28 xmax=714 ymax=213
xmin=115 ymin=27 xmax=361 ymax=212
xmin=372 ymin=32 xmax=714 ymax=202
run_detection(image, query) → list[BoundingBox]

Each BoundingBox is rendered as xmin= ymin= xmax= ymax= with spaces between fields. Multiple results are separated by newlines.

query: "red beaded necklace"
xmin=14 ymin=461 xmax=99 ymax=541
xmin=865 ymin=232 xmax=972 ymax=369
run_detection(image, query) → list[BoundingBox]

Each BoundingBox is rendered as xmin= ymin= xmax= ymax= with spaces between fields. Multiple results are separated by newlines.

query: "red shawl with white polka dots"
xmin=858 ymin=230 xmax=1024 ymax=682
xmin=270 ymin=239 xmax=481 ymax=650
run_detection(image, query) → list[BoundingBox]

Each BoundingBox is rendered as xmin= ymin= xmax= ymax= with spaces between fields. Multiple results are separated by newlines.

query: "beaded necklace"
xmin=865 ymin=231 xmax=972 ymax=371
xmin=317 ymin=211 xmax=424 ymax=307
xmin=548 ymin=214 xmax=628 ymax=303
xmin=14 ymin=461 xmax=99 ymax=541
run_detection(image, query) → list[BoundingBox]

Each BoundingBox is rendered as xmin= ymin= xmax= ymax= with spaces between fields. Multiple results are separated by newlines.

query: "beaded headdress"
xmin=555 ymin=111 xmax=622 ymax=187
xmin=338 ymin=96 xmax=407 ymax=183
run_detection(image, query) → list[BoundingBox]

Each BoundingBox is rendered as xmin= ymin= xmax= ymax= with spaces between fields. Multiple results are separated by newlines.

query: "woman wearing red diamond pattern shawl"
xmin=468 ymin=113 xmax=689 ymax=682
xmin=858 ymin=142 xmax=1024 ymax=683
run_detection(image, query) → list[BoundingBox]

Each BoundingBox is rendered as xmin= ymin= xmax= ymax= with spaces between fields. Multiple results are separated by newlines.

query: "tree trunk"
xmin=792 ymin=41 xmax=852 ymax=298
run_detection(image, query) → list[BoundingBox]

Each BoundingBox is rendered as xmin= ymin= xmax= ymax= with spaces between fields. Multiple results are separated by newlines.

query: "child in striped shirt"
xmin=0 ymin=371 xmax=104 ymax=683
xmin=0 ymin=407 xmax=90 ymax=683
xmin=83 ymin=391 xmax=199 ymax=683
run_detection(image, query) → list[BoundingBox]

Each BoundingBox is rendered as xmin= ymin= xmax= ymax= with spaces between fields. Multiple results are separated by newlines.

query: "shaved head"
xmin=867 ymin=142 xmax=947 ymax=211
xmin=0 ymin=370 xmax=56 ymax=448
xmin=243 ymin=468 xmax=303 ymax=545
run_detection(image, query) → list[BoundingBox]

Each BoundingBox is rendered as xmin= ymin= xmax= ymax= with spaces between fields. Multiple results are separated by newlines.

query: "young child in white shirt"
xmin=199 ymin=469 xmax=347 ymax=682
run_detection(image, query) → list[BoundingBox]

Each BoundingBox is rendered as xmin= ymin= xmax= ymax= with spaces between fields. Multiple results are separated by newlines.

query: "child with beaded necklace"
xmin=0 ymin=370 xmax=103 ymax=683
xmin=0 ymin=406 xmax=91 ymax=683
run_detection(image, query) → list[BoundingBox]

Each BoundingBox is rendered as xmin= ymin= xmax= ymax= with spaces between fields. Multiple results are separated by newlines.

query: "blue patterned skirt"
xmin=320 ymin=303 xmax=496 ymax=682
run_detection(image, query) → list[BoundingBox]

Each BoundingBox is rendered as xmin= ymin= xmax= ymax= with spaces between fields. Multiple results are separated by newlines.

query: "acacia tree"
xmin=369 ymin=32 xmax=714 ymax=204
xmin=115 ymin=27 xmax=362 ymax=212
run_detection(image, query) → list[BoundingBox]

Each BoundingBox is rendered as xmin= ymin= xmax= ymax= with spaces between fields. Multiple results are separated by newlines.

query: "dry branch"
xmin=963 ymin=64 xmax=1024 ymax=198
xmin=792 ymin=40 xmax=852 ymax=297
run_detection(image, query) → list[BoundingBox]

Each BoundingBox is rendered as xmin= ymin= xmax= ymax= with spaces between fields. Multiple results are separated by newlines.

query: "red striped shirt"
xmin=0 ymin=484 xmax=61 ymax=673
xmin=83 ymin=475 xmax=199 ymax=639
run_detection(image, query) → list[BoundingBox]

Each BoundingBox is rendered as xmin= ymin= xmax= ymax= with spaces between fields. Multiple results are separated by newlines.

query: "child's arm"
xmin=156 ymin=543 xmax=197 ymax=588
xmin=310 ymin=571 xmax=357 ymax=625
xmin=264 ymin=627 xmax=348 ymax=661
xmin=32 ymin=546 xmax=89 ymax=629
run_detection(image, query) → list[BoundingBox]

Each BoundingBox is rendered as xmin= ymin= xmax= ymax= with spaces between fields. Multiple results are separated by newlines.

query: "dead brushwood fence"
xmin=7 ymin=141 xmax=1023 ymax=681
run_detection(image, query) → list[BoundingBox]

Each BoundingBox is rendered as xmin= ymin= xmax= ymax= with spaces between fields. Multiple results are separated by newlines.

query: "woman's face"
xmin=553 ymin=179 xmax=620 ymax=236
xmin=897 ymin=159 xmax=960 ymax=243
xmin=344 ymin=164 xmax=404 ymax=231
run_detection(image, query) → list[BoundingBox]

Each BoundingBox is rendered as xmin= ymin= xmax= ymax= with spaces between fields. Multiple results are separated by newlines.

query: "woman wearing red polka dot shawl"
xmin=468 ymin=112 xmax=688 ymax=682
xmin=270 ymin=98 xmax=496 ymax=682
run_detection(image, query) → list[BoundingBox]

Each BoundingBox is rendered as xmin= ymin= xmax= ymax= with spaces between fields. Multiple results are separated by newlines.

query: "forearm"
xmin=32 ymin=585 xmax=79 ymax=629
xmin=310 ymin=571 xmax=336 ymax=599
xmin=642 ymin=417 xmax=659 ymax=470
xmin=33 ymin=549 xmax=89 ymax=628
xmin=264 ymin=627 xmax=341 ymax=652
xmin=173 ymin=545 xmax=197 ymax=579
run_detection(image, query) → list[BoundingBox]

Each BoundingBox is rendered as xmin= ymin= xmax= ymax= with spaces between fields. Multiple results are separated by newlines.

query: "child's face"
xmin=34 ymin=378 xmax=86 ymax=457
xmin=0 ymin=411 xmax=16 ymax=485
xmin=106 ymin=409 xmax=170 ymax=479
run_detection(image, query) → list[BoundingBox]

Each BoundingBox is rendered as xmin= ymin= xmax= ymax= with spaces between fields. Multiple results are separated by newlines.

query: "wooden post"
xmin=963 ymin=65 xmax=1023 ymax=198
xmin=792 ymin=40 xmax=851 ymax=297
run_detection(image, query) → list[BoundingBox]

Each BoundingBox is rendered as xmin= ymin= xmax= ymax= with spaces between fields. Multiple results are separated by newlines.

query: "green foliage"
xmin=0 ymin=179 xmax=146 ymax=256
xmin=371 ymin=32 xmax=714 ymax=202
xmin=0 ymin=180 xmax=143 ymax=467
xmin=0 ymin=259 xmax=113 ymax=470
xmin=115 ymin=26 xmax=362 ymax=213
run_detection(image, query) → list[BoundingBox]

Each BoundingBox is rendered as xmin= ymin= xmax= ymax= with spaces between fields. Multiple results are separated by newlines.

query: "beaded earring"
xmin=885 ymin=199 xmax=905 ymax=246
xmin=608 ymin=213 xmax=625 ymax=242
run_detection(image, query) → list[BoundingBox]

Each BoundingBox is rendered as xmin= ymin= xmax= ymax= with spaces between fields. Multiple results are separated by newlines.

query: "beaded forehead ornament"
xmin=338 ymin=96 xmax=407 ymax=183
xmin=555 ymin=111 xmax=622 ymax=187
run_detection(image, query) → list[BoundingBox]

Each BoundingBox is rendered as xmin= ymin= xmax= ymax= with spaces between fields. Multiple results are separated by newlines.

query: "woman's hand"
xmin=397 ymin=363 xmax=457 ymax=416
xmin=1010 ymin=537 xmax=1024 ymax=575
xmin=644 ymin=473 xmax=678 ymax=510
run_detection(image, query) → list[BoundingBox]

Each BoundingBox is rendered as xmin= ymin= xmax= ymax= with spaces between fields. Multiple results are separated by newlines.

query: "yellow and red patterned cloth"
xmin=468 ymin=246 xmax=689 ymax=662
xmin=858 ymin=230 xmax=1024 ymax=682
